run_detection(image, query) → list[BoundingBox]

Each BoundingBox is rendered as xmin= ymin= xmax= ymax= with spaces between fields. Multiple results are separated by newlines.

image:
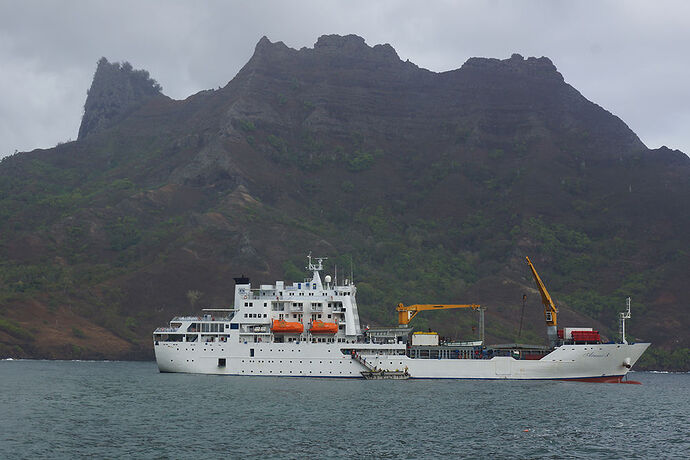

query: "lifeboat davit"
xmin=310 ymin=320 xmax=338 ymax=334
xmin=272 ymin=319 xmax=304 ymax=334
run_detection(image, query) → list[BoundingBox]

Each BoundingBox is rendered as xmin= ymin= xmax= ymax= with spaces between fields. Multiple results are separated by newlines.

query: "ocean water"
xmin=0 ymin=360 xmax=687 ymax=459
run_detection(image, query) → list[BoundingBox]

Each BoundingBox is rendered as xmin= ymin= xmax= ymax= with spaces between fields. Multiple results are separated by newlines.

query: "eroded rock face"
xmin=78 ymin=58 xmax=163 ymax=140
xmin=2 ymin=35 xmax=688 ymax=361
xmin=222 ymin=35 xmax=645 ymax=160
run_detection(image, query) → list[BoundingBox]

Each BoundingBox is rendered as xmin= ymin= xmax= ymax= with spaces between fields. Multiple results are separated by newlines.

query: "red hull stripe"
xmin=559 ymin=375 xmax=633 ymax=383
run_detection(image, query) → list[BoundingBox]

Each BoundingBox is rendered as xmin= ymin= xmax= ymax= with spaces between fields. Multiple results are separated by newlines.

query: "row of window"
xmin=241 ymin=289 xmax=350 ymax=298
xmin=186 ymin=323 xmax=227 ymax=333
xmin=245 ymin=301 xmax=331 ymax=307
xmin=285 ymin=291 xmax=351 ymax=297
xmin=291 ymin=313 xmax=332 ymax=319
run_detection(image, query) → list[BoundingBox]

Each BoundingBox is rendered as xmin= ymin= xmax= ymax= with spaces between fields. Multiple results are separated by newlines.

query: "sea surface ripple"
xmin=0 ymin=360 xmax=688 ymax=459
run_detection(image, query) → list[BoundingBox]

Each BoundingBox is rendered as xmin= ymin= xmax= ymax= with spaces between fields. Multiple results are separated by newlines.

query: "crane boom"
xmin=525 ymin=256 xmax=558 ymax=327
xmin=396 ymin=303 xmax=482 ymax=326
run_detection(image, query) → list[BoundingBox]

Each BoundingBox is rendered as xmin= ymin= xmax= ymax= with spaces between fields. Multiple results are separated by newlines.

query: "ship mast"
xmin=306 ymin=252 xmax=327 ymax=277
xmin=619 ymin=297 xmax=632 ymax=345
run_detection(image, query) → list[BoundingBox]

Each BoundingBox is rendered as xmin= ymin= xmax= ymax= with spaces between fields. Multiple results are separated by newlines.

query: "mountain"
xmin=0 ymin=35 xmax=688 ymax=369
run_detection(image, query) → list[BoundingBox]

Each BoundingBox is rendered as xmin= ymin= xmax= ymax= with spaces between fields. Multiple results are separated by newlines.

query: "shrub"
xmin=0 ymin=318 xmax=35 ymax=341
xmin=347 ymin=150 xmax=375 ymax=172
xmin=72 ymin=326 xmax=86 ymax=339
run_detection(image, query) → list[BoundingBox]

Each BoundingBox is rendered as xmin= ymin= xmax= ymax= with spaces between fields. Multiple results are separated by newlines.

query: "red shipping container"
xmin=571 ymin=330 xmax=601 ymax=342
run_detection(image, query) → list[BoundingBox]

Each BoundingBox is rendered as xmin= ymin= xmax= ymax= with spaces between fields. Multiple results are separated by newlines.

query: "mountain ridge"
xmin=0 ymin=34 xmax=687 ymax=370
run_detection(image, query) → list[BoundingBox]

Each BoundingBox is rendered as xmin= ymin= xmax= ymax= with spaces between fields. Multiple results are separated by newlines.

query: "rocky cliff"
xmin=0 ymin=35 xmax=687 ymax=369
xmin=78 ymin=57 xmax=163 ymax=140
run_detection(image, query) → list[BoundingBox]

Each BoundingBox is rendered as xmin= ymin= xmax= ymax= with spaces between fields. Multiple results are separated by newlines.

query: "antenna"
xmin=350 ymin=255 xmax=354 ymax=284
xmin=619 ymin=297 xmax=632 ymax=344
xmin=306 ymin=252 xmax=326 ymax=272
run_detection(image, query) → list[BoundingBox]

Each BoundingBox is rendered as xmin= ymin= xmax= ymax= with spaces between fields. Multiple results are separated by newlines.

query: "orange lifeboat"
xmin=272 ymin=319 xmax=304 ymax=334
xmin=310 ymin=320 xmax=338 ymax=334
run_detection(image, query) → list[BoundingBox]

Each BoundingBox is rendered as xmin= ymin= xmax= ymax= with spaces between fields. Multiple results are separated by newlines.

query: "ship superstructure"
xmin=153 ymin=254 xmax=649 ymax=381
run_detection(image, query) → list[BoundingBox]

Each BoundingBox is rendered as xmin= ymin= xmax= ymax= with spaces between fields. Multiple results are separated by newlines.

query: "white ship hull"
xmin=153 ymin=255 xmax=651 ymax=382
xmin=155 ymin=340 xmax=650 ymax=381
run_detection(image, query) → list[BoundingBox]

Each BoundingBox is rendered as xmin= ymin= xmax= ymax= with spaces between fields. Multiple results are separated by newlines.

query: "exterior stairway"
xmin=352 ymin=352 xmax=410 ymax=380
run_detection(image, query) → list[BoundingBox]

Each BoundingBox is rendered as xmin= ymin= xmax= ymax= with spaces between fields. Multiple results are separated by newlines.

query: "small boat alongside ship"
xmin=153 ymin=254 xmax=649 ymax=381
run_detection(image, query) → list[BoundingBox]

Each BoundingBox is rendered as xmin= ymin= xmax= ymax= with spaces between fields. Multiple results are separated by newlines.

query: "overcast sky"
xmin=1 ymin=0 xmax=689 ymax=159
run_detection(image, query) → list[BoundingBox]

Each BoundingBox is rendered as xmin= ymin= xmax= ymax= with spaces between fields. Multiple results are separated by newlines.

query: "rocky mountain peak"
xmin=313 ymin=34 xmax=399 ymax=59
xmin=461 ymin=53 xmax=563 ymax=82
xmin=239 ymin=34 xmax=403 ymax=77
xmin=78 ymin=57 xmax=163 ymax=140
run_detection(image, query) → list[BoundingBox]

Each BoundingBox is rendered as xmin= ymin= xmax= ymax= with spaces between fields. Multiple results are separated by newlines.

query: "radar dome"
xmin=324 ymin=275 xmax=332 ymax=283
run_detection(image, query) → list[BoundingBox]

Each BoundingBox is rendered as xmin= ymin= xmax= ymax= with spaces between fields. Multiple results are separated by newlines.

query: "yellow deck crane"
xmin=525 ymin=256 xmax=559 ymax=345
xmin=396 ymin=303 xmax=485 ymax=344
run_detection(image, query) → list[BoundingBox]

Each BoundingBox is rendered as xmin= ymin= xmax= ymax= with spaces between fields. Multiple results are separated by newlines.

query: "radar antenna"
xmin=306 ymin=252 xmax=327 ymax=272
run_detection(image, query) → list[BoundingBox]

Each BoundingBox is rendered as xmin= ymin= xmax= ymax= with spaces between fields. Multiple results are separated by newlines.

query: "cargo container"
xmin=571 ymin=330 xmax=601 ymax=342
xmin=411 ymin=332 xmax=439 ymax=346
xmin=563 ymin=327 xmax=593 ymax=340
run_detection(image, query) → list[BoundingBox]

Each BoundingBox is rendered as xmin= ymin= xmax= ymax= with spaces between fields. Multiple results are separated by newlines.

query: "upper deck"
xmin=154 ymin=255 xmax=363 ymax=344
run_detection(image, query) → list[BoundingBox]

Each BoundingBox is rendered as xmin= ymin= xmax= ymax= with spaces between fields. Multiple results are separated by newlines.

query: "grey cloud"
xmin=1 ymin=0 xmax=688 ymax=158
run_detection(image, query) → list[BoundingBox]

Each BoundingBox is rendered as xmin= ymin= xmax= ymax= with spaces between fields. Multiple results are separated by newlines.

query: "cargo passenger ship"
xmin=153 ymin=255 xmax=649 ymax=381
